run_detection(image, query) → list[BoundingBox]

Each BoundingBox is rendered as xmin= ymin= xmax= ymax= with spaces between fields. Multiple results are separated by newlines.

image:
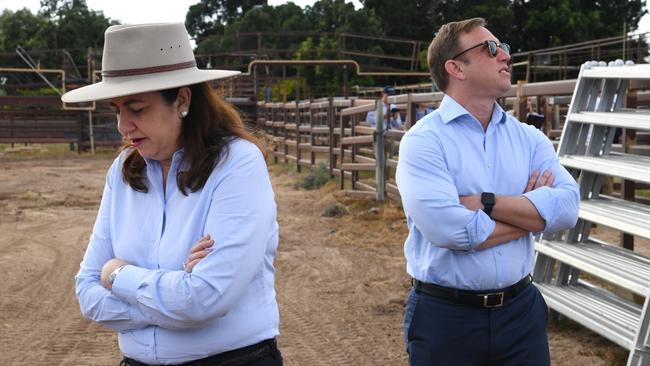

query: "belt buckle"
xmin=481 ymin=292 xmax=504 ymax=308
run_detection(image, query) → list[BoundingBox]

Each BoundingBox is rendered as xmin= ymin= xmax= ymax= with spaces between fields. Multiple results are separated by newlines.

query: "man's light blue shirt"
xmin=396 ymin=95 xmax=579 ymax=290
xmin=75 ymin=139 xmax=280 ymax=364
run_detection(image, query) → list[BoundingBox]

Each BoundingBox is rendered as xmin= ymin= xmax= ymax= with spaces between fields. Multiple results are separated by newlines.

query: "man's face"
xmin=455 ymin=26 xmax=511 ymax=98
xmin=382 ymin=92 xmax=389 ymax=104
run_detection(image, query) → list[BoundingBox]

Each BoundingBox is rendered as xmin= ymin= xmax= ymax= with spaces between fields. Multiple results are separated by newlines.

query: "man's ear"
xmin=176 ymin=86 xmax=192 ymax=112
xmin=444 ymin=60 xmax=466 ymax=82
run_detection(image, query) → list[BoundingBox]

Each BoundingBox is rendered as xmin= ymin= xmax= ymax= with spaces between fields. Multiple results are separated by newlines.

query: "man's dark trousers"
xmin=403 ymin=282 xmax=550 ymax=366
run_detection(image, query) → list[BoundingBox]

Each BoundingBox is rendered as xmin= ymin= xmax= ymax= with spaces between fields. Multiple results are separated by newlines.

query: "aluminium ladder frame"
xmin=533 ymin=62 xmax=650 ymax=365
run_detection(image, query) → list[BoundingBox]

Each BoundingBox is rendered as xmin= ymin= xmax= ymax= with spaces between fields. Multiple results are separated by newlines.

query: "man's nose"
xmin=498 ymin=48 xmax=511 ymax=63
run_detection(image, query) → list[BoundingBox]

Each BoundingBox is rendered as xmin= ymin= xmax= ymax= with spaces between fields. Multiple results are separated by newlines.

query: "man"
xmin=396 ymin=18 xmax=579 ymax=366
xmin=415 ymin=103 xmax=434 ymax=121
xmin=366 ymin=85 xmax=403 ymax=129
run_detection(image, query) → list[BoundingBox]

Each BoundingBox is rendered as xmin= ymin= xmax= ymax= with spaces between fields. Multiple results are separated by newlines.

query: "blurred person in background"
xmin=366 ymin=85 xmax=403 ymax=129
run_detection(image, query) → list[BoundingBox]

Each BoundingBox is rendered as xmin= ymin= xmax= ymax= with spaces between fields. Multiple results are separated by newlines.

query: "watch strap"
xmin=481 ymin=192 xmax=495 ymax=217
xmin=109 ymin=264 xmax=126 ymax=286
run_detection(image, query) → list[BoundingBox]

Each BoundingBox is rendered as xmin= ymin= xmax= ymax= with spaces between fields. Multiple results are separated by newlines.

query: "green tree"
xmin=429 ymin=0 xmax=514 ymax=45
xmin=511 ymin=0 xmax=646 ymax=51
xmin=194 ymin=2 xmax=310 ymax=62
xmin=360 ymin=0 xmax=435 ymax=41
xmin=363 ymin=0 xmax=645 ymax=53
xmin=0 ymin=9 xmax=50 ymax=53
xmin=186 ymin=0 xmax=266 ymax=44
xmin=37 ymin=0 xmax=115 ymax=50
xmin=188 ymin=0 xmax=647 ymax=95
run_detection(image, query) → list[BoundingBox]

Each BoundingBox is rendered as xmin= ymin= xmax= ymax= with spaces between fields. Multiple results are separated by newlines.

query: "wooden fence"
xmin=260 ymin=78 xmax=650 ymax=206
xmin=0 ymin=96 xmax=119 ymax=152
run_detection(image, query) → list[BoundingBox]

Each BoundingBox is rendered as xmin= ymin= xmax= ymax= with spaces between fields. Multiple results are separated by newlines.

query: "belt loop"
xmin=413 ymin=278 xmax=422 ymax=291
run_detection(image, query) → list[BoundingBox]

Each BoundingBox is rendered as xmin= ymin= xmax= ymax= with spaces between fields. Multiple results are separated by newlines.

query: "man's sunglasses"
xmin=451 ymin=40 xmax=510 ymax=60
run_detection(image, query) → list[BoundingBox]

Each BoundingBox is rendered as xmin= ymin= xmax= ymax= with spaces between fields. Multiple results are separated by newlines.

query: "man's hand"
xmin=525 ymin=170 xmax=554 ymax=193
xmin=183 ymin=235 xmax=214 ymax=273
xmin=101 ymin=258 xmax=128 ymax=289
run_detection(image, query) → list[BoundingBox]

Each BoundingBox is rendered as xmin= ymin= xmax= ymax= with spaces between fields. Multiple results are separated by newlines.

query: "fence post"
xmin=88 ymin=110 xmax=95 ymax=155
xmin=516 ymin=80 xmax=527 ymax=120
xmin=339 ymin=106 xmax=345 ymax=190
xmin=406 ymin=93 xmax=414 ymax=130
xmin=10 ymin=115 xmax=14 ymax=148
xmin=76 ymin=112 xmax=84 ymax=153
xmin=328 ymin=97 xmax=334 ymax=178
xmin=375 ymin=100 xmax=386 ymax=202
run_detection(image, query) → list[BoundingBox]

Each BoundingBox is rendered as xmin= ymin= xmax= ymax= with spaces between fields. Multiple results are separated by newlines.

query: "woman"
xmin=63 ymin=23 xmax=282 ymax=365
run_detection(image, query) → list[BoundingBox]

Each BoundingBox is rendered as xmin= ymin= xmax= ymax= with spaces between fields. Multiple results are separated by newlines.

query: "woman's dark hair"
xmin=121 ymin=82 xmax=265 ymax=195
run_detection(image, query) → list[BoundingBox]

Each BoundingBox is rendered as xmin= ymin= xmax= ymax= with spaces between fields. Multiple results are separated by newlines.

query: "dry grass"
xmin=270 ymin=161 xmax=408 ymax=250
xmin=0 ymin=143 xmax=117 ymax=161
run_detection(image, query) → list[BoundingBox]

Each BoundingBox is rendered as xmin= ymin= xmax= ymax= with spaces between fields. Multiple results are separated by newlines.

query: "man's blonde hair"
xmin=427 ymin=18 xmax=486 ymax=92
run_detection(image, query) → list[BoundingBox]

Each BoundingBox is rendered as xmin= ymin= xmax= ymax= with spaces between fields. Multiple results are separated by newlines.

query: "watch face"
xmin=482 ymin=192 xmax=495 ymax=205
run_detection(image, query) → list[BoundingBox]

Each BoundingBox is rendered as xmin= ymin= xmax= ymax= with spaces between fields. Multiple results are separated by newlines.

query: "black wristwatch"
xmin=481 ymin=192 xmax=496 ymax=217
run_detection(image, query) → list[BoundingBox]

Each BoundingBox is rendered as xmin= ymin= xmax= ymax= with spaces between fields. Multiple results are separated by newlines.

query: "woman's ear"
xmin=176 ymin=87 xmax=192 ymax=114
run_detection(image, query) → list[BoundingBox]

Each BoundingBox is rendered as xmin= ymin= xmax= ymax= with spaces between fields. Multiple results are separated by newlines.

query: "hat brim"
xmin=61 ymin=68 xmax=240 ymax=103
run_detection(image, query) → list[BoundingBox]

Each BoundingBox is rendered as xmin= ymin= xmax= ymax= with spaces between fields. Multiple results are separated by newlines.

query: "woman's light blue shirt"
xmin=75 ymin=138 xmax=280 ymax=364
xmin=396 ymin=95 xmax=579 ymax=290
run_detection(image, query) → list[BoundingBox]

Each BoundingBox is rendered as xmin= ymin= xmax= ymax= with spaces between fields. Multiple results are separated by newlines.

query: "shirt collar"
xmin=438 ymin=94 xmax=507 ymax=126
xmin=143 ymin=148 xmax=185 ymax=169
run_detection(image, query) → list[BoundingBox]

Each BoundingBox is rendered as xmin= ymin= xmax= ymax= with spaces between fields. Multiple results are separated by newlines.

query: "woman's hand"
xmin=183 ymin=235 xmax=214 ymax=273
xmin=101 ymin=258 xmax=128 ymax=289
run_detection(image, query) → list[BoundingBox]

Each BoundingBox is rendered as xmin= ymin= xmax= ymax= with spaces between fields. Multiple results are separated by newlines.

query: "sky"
xmin=0 ymin=0 xmax=648 ymax=37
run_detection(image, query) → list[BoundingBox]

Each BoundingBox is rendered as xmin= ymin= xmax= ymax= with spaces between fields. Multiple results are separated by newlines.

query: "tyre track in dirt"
xmin=0 ymin=158 xmax=118 ymax=365
xmin=271 ymin=172 xmax=409 ymax=366
xmin=0 ymin=156 xmax=632 ymax=365
xmin=35 ymin=228 xmax=117 ymax=365
xmin=0 ymin=209 xmax=116 ymax=365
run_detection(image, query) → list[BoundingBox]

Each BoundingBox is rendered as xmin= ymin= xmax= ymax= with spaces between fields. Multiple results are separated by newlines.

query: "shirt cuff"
xmin=111 ymin=264 xmax=150 ymax=306
xmin=523 ymin=187 xmax=551 ymax=229
xmin=464 ymin=209 xmax=496 ymax=251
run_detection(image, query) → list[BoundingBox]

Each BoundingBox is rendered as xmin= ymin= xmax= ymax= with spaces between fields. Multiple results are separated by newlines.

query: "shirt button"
xmin=498 ymin=250 xmax=502 ymax=255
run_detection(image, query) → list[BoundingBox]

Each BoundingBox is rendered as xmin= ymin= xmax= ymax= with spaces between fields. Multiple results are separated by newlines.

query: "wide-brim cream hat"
xmin=61 ymin=23 xmax=240 ymax=103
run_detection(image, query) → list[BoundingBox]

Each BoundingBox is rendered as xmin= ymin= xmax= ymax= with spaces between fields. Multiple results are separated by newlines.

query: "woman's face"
xmin=111 ymin=90 xmax=187 ymax=164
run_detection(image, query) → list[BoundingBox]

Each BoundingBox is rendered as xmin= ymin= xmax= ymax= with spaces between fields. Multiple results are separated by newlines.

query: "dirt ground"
xmin=0 ymin=147 xmax=635 ymax=365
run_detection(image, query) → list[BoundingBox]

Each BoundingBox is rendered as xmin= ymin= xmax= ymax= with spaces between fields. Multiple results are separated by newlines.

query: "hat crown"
xmin=62 ymin=22 xmax=240 ymax=103
xmin=102 ymin=23 xmax=195 ymax=72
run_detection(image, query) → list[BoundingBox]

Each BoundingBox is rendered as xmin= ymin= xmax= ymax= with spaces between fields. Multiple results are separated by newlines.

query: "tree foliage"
xmin=362 ymin=0 xmax=646 ymax=53
xmin=0 ymin=9 xmax=50 ymax=52
xmin=186 ymin=0 xmax=266 ymax=45
xmin=182 ymin=0 xmax=647 ymax=95
xmin=0 ymin=0 xmax=647 ymax=95
xmin=38 ymin=0 xmax=115 ymax=50
xmin=361 ymin=0 xmax=437 ymax=41
xmin=510 ymin=0 xmax=646 ymax=51
xmin=0 ymin=0 xmax=115 ymax=69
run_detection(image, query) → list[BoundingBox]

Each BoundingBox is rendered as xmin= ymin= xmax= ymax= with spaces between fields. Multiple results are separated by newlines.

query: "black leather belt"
xmin=122 ymin=338 xmax=278 ymax=366
xmin=412 ymin=275 xmax=533 ymax=308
